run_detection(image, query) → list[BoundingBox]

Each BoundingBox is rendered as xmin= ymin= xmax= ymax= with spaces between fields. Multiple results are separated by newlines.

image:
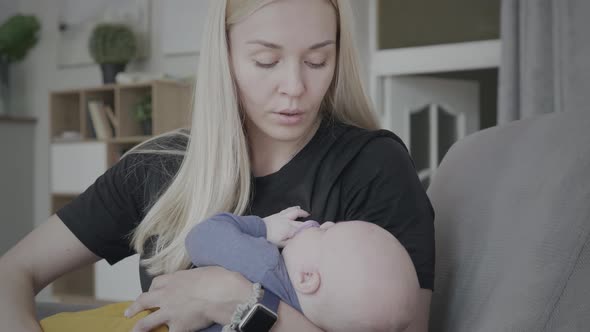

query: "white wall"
xmin=11 ymin=0 xmax=370 ymax=301
xmin=0 ymin=123 xmax=35 ymax=257
xmin=0 ymin=1 xmax=17 ymax=22
xmin=350 ymin=0 xmax=371 ymax=87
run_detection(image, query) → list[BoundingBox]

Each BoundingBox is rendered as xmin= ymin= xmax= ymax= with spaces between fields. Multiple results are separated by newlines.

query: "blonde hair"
xmin=127 ymin=0 xmax=379 ymax=275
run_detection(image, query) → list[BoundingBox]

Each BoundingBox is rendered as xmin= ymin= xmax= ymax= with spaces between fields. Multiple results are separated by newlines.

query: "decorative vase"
xmin=0 ymin=60 xmax=10 ymax=115
xmin=100 ymin=63 xmax=127 ymax=84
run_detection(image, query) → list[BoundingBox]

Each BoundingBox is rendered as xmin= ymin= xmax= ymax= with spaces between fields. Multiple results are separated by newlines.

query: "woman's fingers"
xmin=280 ymin=206 xmax=301 ymax=214
xmin=283 ymin=206 xmax=310 ymax=220
xmin=149 ymin=275 xmax=168 ymax=291
xmin=130 ymin=310 xmax=168 ymax=332
xmin=125 ymin=291 xmax=161 ymax=318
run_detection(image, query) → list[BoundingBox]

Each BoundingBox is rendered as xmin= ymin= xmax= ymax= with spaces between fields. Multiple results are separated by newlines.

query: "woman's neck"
xmin=248 ymin=118 xmax=322 ymax=177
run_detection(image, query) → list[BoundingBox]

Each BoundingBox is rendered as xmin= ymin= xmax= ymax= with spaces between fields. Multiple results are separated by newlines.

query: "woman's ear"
xmin=293 ymin=269 xmax=321 ymax=295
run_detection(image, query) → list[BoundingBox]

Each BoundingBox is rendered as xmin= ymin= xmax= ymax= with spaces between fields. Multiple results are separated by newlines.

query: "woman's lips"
xmin=273 ymin=111 xmax=305 ymax=125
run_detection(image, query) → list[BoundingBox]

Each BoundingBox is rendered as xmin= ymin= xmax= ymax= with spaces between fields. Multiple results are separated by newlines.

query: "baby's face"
xmin=284 ymin=221 xmax=419 ymax=331
xmin=283 ymin=221 xmax=335 ymax=259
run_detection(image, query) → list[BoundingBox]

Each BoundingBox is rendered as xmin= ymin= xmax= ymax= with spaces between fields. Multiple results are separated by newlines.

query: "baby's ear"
xmin=293 ymin=269 xmax=321 ymax=295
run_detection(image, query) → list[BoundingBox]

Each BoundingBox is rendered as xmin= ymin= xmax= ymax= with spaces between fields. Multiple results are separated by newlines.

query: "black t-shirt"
xmin=57 ymin=117 xmax=435 ymax=291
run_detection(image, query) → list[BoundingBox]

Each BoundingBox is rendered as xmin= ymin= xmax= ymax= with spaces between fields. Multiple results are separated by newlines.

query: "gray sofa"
xmin=37 ymin=110 xmax=590 ymax=331
xmin=428 ymin=109 xmax=590 ymax=331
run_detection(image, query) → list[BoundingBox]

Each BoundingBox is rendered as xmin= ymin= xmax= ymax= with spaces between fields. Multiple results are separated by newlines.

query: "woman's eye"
xmin=254 ymin=60 xmax=327 ymax=69
xmin=306 ymin=61 xmax=327 ymax=69
xmin=255 ymin=61 xmax=278 ymax=69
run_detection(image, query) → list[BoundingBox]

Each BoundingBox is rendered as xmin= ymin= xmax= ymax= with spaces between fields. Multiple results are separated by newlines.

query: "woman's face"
xmin=228 ymin=0 xmax=338 ymax=143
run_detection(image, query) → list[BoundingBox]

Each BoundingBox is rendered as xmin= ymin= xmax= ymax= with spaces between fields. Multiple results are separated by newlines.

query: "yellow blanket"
xmin=40 ymin=301 xmax=168 ymax=332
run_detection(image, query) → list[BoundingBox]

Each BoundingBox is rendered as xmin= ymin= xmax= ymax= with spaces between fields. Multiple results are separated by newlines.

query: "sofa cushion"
xmin=36 ymin=302 xmax=100 ymax=320
xmin=427 ymin=110 xmax=590 ymax=331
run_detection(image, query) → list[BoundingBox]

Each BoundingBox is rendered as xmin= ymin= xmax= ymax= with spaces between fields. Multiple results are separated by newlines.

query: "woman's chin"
xmin=264 ymin=123 xmax=312 ymax=142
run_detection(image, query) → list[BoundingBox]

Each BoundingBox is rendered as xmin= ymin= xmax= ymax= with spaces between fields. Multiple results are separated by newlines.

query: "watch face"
xmin=239 ymin=304 xmax=278 ymax=332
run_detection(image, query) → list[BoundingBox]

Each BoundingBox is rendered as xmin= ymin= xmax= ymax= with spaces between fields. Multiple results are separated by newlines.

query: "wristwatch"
xmin=238 ymin=286 xmax=279 ymax=332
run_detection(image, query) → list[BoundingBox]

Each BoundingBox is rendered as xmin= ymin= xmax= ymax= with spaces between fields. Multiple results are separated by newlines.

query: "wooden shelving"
xmin=50 ymin=80 xmax=192 ymax=141
xmin=0 ymin=115 xmax=37 ymax=123
xmin=49 ymin=80 xmax=192 ymax=301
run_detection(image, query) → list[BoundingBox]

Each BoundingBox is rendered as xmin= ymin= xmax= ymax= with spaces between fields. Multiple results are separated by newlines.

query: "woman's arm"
xmin=207 ymin=276 xmax=323 ymax=332
xmin=0 ymin=214 xmax=101 ymax=331
xmin=206 ymin=278 xmax=323 ymax=332
xmin=404 ymin=289 xmax=432 ymax=332
xmin=272 ymin=301 xmax=324 ymax=332
xmin=212 ymin=282 xmax=322 ymax=332
xmin=0 ymin=259 xmax=40 ymax=332
xmin=127 ymin=266 xmax=324 ymax=332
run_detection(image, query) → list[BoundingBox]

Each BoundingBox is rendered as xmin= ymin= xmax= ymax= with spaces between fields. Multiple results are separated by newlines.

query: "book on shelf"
xmin=88 ymin=101 xmax=114 ymax=140
xmin=103 ymin=105 xmax=119 ymax=131
xmin=86 ymin=107 xmax=96 ymax=139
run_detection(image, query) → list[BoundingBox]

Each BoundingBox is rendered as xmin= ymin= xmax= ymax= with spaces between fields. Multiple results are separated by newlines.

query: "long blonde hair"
xmin=127 ymin=0 xmax=379 ymax=275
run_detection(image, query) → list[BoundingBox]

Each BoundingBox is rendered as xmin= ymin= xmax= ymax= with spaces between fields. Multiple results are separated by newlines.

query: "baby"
xmin=186 ymin=206 xmax=420 ymax=332
xmin=40 ymin=207 xmax=419 ymax=332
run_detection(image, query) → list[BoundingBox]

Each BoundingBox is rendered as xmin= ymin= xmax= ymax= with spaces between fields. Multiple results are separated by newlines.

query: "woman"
xmin=0 ymin=0 xmax=434 ymax=331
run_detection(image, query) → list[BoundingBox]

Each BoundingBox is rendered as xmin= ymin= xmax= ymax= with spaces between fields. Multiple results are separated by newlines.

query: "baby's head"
xmin=282 ymin=220 xmax=419 ymax=332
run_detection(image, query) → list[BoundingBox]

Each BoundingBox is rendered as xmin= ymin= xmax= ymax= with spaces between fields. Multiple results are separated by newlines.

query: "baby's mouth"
xmin=292 ymin=220 xmax=320 ymax=237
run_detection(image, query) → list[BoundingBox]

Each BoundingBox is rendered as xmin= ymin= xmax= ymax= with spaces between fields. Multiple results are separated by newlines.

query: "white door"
xmin=377 ymin=76 xmax=480 ymax=188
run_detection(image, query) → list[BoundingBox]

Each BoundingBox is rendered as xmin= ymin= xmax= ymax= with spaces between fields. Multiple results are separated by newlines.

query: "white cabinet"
xmin=365 ymin=0 xmax=500 ymax=187
xmin=379 ymin=77 xmax=480 ymax=187
xmin=51 ymin=142 xmax=108 ymax=194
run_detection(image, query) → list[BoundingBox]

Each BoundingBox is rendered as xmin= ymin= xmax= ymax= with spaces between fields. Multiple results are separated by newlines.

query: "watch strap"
xmin=259 ymin=286 xmax=280 ymax=314
xmin=222 ymin=283 xmax=265 ymax=332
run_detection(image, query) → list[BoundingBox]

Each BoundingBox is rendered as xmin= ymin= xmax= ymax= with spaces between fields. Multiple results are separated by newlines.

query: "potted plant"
xmin=89 ymin=23 xmax=137 ymax=84
xmin=133 ymin=94 xmax=152 ymax=135
xmin=0 ymin=14 xmax=40 ymax=114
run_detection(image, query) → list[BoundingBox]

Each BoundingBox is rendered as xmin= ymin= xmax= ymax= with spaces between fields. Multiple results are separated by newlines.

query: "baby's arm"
xmin=185 ymin=213 xmax=280 ymax=283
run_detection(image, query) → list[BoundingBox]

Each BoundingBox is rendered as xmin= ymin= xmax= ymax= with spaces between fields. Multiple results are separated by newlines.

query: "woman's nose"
xmin=278 ymin=64 xmax=305 ymax=97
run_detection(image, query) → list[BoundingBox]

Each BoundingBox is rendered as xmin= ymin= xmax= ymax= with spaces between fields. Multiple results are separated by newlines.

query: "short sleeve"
xmin=342 ymin=135 xmax=435 ymax=290
xmin=56 ymin=153 xmax=149 ymax=265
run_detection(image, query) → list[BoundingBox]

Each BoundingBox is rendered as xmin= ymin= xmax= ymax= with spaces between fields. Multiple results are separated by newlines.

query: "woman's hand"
xmin=125 ymin=266 xmax=252 ymax=332
xmin=263 ymin=206 xmax=310 ymax=247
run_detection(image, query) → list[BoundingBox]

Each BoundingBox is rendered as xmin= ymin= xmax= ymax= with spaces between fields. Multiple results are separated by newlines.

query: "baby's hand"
xmin=263 ymin=206 xmax=310 ymax=247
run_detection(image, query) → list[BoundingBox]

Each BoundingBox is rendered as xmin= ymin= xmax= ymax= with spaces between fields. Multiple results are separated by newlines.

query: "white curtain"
xmin=498 ymin=0 xmax=590 ymax=124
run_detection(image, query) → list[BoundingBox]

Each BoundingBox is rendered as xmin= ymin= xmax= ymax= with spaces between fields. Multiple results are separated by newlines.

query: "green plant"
xmin=89 ymin=23 xmax=137 ymax=64
xmin=0 ymin=15 xmax=40 ymax=63
xmin=134 ymin=94 xmax=152 ymax=122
